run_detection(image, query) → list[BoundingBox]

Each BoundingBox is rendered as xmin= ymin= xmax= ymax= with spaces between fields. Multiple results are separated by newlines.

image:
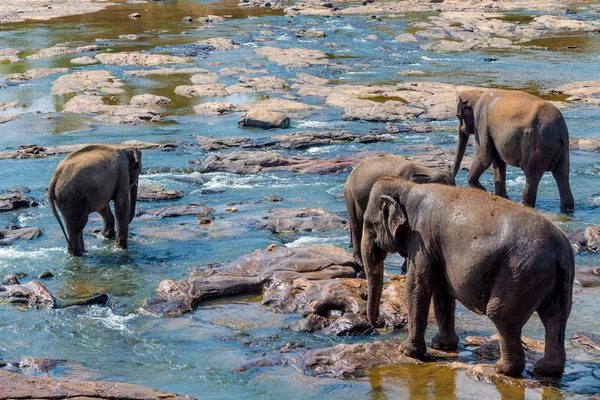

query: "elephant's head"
xmin=453 ymin=90 xmax=483 ymax=177
xmin=410 ymin=168 xmax=456 ymax=187
xmin=363 ymin=179 xmax=412 ymax=328
xmin=123 ymin=147 xmax=142 ymax=222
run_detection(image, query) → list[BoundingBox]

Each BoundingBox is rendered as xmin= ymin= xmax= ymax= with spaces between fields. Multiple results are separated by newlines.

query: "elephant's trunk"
xmin=366 ymin=263 xmax=384 ymax=329
xmin=129 ymin=182 xmax=138 ymax=223
xmin=452 ymin=132 xmax=468 ymax=177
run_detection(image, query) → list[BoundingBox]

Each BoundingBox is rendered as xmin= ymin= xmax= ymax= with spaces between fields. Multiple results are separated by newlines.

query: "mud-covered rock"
xmin=283 ymin=314 xmax=332 ymax=332
xmin=0 ymin=370 xmax=193 ymax=399
xmin=239 ymin=108 xmax=291 ymax=129
xmin=257 ymin=208 xmax=348 ymax=233
xmin=139 ymin=245 xmax=356 ymax=316
xmin=4 ymin=68 xmax=68 ymax=83
xmin=323 ymin=313 xmax=376 ymax=336
xmin=0 ymin=193 xmax=38 ymax=212
xmin=0 ymin=280 xmax=55 ymax=308
xmin=254 ymin=47 xmax=328 ymax=68
xmin=289 ymin=341 xmax=423 ymax=378
xmin=137 ymin=184 xmax=184 ymax=202
xmin=575 ymin=266 xmax=600 ymax=287
xmin=139 ymin=203 xmax=214 ymax=218
xmin=95 ymin=52 xmax=192 ymax=66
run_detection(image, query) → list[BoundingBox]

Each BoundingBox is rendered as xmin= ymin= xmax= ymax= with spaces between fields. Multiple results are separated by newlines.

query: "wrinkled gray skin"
xmin=362 ymin=177 xmax=574 ymax=377
xmin=453 ymin=89 xmax=574 ymax=212
xmin=48 ymin=144 xmax=142 ymax=256
xmin=344 ymin=155 xmax=455 ymax=272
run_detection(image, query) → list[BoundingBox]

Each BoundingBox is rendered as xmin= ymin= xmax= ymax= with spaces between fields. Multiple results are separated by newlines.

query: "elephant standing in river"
xmin=344 ymin=154 xmax=455 ymax=271
xmin=362 ymin=178 xmax=574 ymax=377
xmin=48 ymin=144 xmax=142 ymax=256
xmin=453 ymin=89 xmax=574 ymax=212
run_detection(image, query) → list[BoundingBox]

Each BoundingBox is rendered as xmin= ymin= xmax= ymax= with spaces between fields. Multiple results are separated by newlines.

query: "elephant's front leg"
xmin=492 ymin=158 xmax=509 ymax=199
xmin=114 ymin=191 xmax=131 ymax=249
xmin=431 ymin=284 xmax=459 ymax=351
xmin=98 ymin=206 xmax=115 ymax=239
xmin=401 ymin=254 xmax=436 ymax=358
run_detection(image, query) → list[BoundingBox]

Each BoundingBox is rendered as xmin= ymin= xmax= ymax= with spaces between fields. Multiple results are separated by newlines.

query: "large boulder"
xmin=0 ymin=193 xmax=38 ymax=212
xmin=137 ymin=184 xmax=184 ymax=202
xmin=238 ymin=108 xmax=291 ymax=129
xmin=272 ymin=130 xmax=358 ymax=150
xmin=0 ymin=280 xmax=55 ymax=308
xmin=256 ymin=208 xmax=348 ymax=233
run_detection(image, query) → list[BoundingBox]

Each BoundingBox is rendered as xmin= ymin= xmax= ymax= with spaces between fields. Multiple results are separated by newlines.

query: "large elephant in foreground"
xmin=453 ymin=89 xmax=574 ymax=212
xmin=48 ymin=144 xmax=142 ymax=256
xmin=344 ymin=154 xmax=455 ymax=271
xmin=362 ymin=178 xmax=574 ymax=377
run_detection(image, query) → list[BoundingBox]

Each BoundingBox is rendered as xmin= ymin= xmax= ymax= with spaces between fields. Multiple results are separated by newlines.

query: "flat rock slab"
xmin=0 ymin=227 xmax=42 ymax=241
xmin=256 ymin=208 xmax=348 ymax=233
xmin=0 ymin=141 xmax=161 ymax=160
xmin=51 ymin=70 xmax=125 ymax=95
xmin=0 ymin=193 xmax=38 ymax=212
xmin=139 ymin=245 xmax=357 ymax=316
xmin=254 ymin=47 xmax=328 ymax=68
xmin=4 ymin=68 xmax=68 ymax=82
xmin=138 ymin=203 xmax=214 ymax=218
xmin=137 ymin=184 xmax=184 ymax=202
xmin=0 ymin=370 xmax=193 ymax=400
xmin=95 ymin=52 xmax=192 ymax=66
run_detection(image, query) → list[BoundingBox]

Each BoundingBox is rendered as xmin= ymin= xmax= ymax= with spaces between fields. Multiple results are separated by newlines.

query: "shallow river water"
xmin=0 ymin=0 xmax=599 ymax=398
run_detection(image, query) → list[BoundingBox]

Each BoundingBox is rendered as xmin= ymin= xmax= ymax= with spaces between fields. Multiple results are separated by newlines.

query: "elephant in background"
xmin=362 ymin=178 xmax=574 ymax=377
xmin=344 ymin=154 xmax=455 ymax=272
xmin=453 ymin=89 xmax=574 ymax=212
xmin=48 ymin=144 xmax=142 ymax=256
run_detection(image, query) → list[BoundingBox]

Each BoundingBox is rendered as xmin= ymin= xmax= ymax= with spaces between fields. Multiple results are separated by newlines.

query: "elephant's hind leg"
xmin=520 ymin=169 xmax=544 ymax=208
xmin=431 ymin=284 xmax=459 ymax=351
xmin=114 ymin=193 xmax=130 ymax=249
xmin=98 ymin=206 xmax=116 ymax=239
xmin=534 ymin=293 xmax=569 ymax=376
xmin=492 ymin=158 xmax=509 ymax=199
xmin=65 ymin=212 xmax=88 ymax=256
xmin=551 ymin=155 xmax=574 ymax=212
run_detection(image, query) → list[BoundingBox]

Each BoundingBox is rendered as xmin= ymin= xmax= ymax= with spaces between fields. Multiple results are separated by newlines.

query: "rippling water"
xmin=0 ymin=0 xmax=599 ymax=398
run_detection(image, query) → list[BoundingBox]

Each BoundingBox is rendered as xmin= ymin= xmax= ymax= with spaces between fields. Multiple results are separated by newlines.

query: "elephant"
xmin=362 ymin=177 xmax=574 ymax=377
xmin=48 ymin=144 xmax=142 ymax=256
xmin=344 ymin=154 xmax=455 ymax=272
xmin=453 ymin=89 xmax=574 ymax=212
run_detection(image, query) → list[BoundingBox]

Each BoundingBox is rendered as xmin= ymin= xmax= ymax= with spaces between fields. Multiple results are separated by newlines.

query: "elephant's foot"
xmin=101 ymin=229 xmax=115 ymax=239
xmin=494 ymin=359 xmax=524 ymax=377
xmin=431 ymin=332 xmax=459 ymax=351
xmin=533 ymin=357 xmax=564 ymax=377
xmin=400 ymin=339 xmax=426 ymax=358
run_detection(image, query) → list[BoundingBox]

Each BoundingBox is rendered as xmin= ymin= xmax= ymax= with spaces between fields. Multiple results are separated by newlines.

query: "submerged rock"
xmin=238 ymin=108 xmax=291 ymax=129
xmin=0 ymin=370 xmax=193 ymax=399
xmin=3 ymin=68 xmax=68 ymax=83
xmin=256 ymin=208 xmax=348 ymax=233
xmin=0 ymin=100 xmax=20 ymax=112
xmin=140 ymin=245 xmax=356 ymax=316
xmin=137 ymin=184 xmax=184 ymax=202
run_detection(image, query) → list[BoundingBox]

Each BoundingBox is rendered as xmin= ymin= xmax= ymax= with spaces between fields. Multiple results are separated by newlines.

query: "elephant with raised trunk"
xmin=362 ymin=178 xmax=574 ymax=377
xmin=453 ymin=89 xmax=574 ymax=212
xmin=48 ymin=144 xmax=142 ymax=256
xmin=344 ymin=154 xmax=455 ymax=273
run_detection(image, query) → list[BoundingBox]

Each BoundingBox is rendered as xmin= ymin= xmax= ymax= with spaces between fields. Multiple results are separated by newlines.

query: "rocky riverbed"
xmin=0 ymin=0 xmax=600 ymax=398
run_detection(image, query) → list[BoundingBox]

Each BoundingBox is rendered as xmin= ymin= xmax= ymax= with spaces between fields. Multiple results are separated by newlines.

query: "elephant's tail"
xmin=48 ymin=178 xmax=71 ymax=252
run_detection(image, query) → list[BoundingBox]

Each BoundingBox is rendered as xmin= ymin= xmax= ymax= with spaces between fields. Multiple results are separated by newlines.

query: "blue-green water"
xmin=0 ymin=1 xmax=599 ymax=398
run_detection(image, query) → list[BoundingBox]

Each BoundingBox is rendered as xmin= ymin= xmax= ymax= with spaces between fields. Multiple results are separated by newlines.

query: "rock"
xmin=193 ymin=102 xmax=236 ymax=116
xmin=254 ymin=47 xmax=329 ymax=68
xmin=3 ymin=273 xmax=26 ymax=285
xmin=58 ymin=293 xmax=110 ymax=308
xmin=0 ymin=280 xmax=55 ymax=308
xmin=0 ymin=100 xmax=20 ymax=111
xmin=14 ymin=357 xmax=66 ymax=373
xmin=575 ymin=266 xmax=600 ymax=287
xmin=283 ymin=314 xmax=332 ymax=332
xmin=39 ymin=270 xmax=53 ymax=279
xmin=174 ymin=84 xmax=230 ymax=98
xmin=3 ymin=68 xmax=68 ymax=83
xmin=125 ymin=67 xmax=209 ymax=77
xmin=0 ymin=114 xmax=19 ymax=124
xmin=272 ymin=130 xmax=358 ymax=150
xmin=219 ymin=67 xmax=269 ymax=76
xmin=62 ymin=95 xmax=161 ymax=124
xmin=95 ymin=52 xmax=191 ymax=66
xmin=227 ymin=75 xmax=286 ymax=94
xmin=70 ymin=56 xmax=99 ymax=65
xmin=297 ymin=29 xmax=326 ymax=38
xmin=196 ymin=136 xmax=251 ymax=150
xmin=0 ymin=141 xmax=162 ymax=160
xmin=119 ymin=34 xmax=140 ymax=40
xmin=182 ymin=15 xmax=193 ymax=22
xmin=190 ymin=72 xmax=221 ymax=84
xmin=265 ymin=195 xmax=283 ymax=202
xmin=238 ymin=109 xmax=290 ymax=129
xmin=569 ymin=137 xmax=600 ymax=152
xmin=62 ymin=95 xmax=107 ymax=113
xmin=199 ymin=15 xmax=227 ymax=22
xmin=0 ymin=193 xmax=38 ymax=212
xmin=395 ymin=33 xmax=419 ymax=43
xmin=129 ymin=12 xmax=141 ymax=18
xmin=139 ymin=245 xmax=356 ymax=316
xmin=239 ymin=98 xmax=322 ymax=113
xmin=129 ymin=94 xmax=172 ymax=106
xmin=289 ymin=341 xmax=423 ymax=378
xmin=584 ymin=226 xmax=600 ymax=252
xmin=196 ymin=38 xmax=240 ymax=50
xmin=137 ymin=184 xmax=184 ymax=201
xmin=0 ymin=227 xmax=42 ymax=240
xmin=571 ymin=332 xmax=600 ymax=352
xmin=323 ymin=313 xmax=376 ymax=336
xmin=0 ymin=48 xmax=20 ymax=63
xmin=257 ymin=208 xmax=347 ymax=233
xmin=397 ymin=70 xmax=426 ymax=76
xmin=446 ymin=362 xmax=543 ymax=389
xmin=51 ymin=70 xmax=125 ymax=95
xmin=225 ymin=207 xmax=239 ymax=212
xmin=139 ymin=203 xmax=214 ymax=218
xmin=27 ymin=44 xmax=102 ymax=60
xmin=548 ymin=81 xmax=600 ymax=105
xmin=0 ymin=370 xmax=192 ymax=399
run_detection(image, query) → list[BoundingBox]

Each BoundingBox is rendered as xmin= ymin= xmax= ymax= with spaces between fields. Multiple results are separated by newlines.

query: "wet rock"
xmin=139 ymin=203 xmax=214 ymax=218
xmin=575 ymin=266 xmax=600 ymax=287
xmin=219 ymin=67 xmax=269 ymax=76
xmin=58 ymin=293 xmax=110 ymax=308
xmin=446 ymin=362 xmax=543 ymax=389
xmin=51 ymin=70 xmax=125 ymax=95
xmin=283 ymin=314 xmax=332 ymax=332
xmin=239 ymin=98 xmax=322 ymax=113
xmin=95 ymin=52 xmax=191 ymax=66
xmin=547 ymin=81 xmax=600 ymax=106
xmin=228 ymin=75 xmax=286 ymax=94
xmin=464 ymin=334 xmax=544 ymax=365
xmin=196 ymin=38 xmax=240 ymax=50
xmin=3 ymin=273 xmax=26 ymax=285
xmin=0 ymin=140 xmax=161 ymax=160
xmin=3 ymin=68 xmax=68 ymax=83
xmin=0 ymin=114 xmax=19 ymax=124
xmin=272 ymin=130 xmax=357 ymax=150
xmin=130 ymin=94 xmax=172 ymax=106
xmin=119 ymin=34 xmax=140 ymax=40
xmin=70 ymin=55 xmax=99 ymax=65
xmin=397 ymin=69 xmax=426 ymax=76
xmin=238 ymin=108 xmax=291 ymax=129
xmin=0 ymin=100 xmax=20 ymax=111
xmin=254 ymin=47 xmax=329 ymax=68
xmin=296 ymin=28 xmax=326 ymax=38
xmin=27 ymin=43 xmax=102 ymax=60
xmin=0 ymin=370 xmax=192 ymax=399
xmin=569 ymin=137 xmax=600 ymax=152
xmin=395 ymin=33 xmax=419 ymax=43
xmin=129 ymin=12 xmax=141 ymax=18
xmin=199 ymin=15 xmax=227 ymax=23
xmin=265 ymin=195 xmax=283 ymax=202
xmin=182 ymin=15 xmax=193 ymax=22
xmin=568 ymin=226 xmax=600 ymax=253
xmin=125 ymin=67 xmax=209 ymax=77
xmin=289 ymin=341 xmax=423 ymax=378
xmin=323 ymin=313 xmax=376 ymax=336
xmin=571 ymin=332 xmax=600 ymax=352
xmin=137 ymin=184 xmax=184 ymax=201
xmin=14 ymin=357 xmax=66 ymax=373
xmin=0 ymin=193 xmax=38 ymax=212
xmin=0 ymin=227 xmax=42 ymax=241
xmin=193 ymin=102 xmax=236 ymax=116
xmin=0 ymin=280 xmax=55 ymax=308
xmin=39 ymin=270 xmax=53 ymax=279
xmin=196 ymin=136 xmax=251 ymax=150
xmin=257 ymin=208 xmax=347 ymax=233
xmin=174 ymin=84 xmax=230 ymax=98
xmin=190 ymin=72 xmax=221 ymax=84
xmin=0 ymin=48 xmax=20 ymax=63
xmin=139 ymin=245 xmax=356 ymax=316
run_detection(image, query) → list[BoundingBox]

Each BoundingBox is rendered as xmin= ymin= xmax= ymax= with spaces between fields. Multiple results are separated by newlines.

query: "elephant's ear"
xmin=130 ymin=148 xmax=142 ymax=170
xmin=409 ymin=173 xmax=431 ymax=184
xmin=380 ymin=195 xmax=407 ymax=241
